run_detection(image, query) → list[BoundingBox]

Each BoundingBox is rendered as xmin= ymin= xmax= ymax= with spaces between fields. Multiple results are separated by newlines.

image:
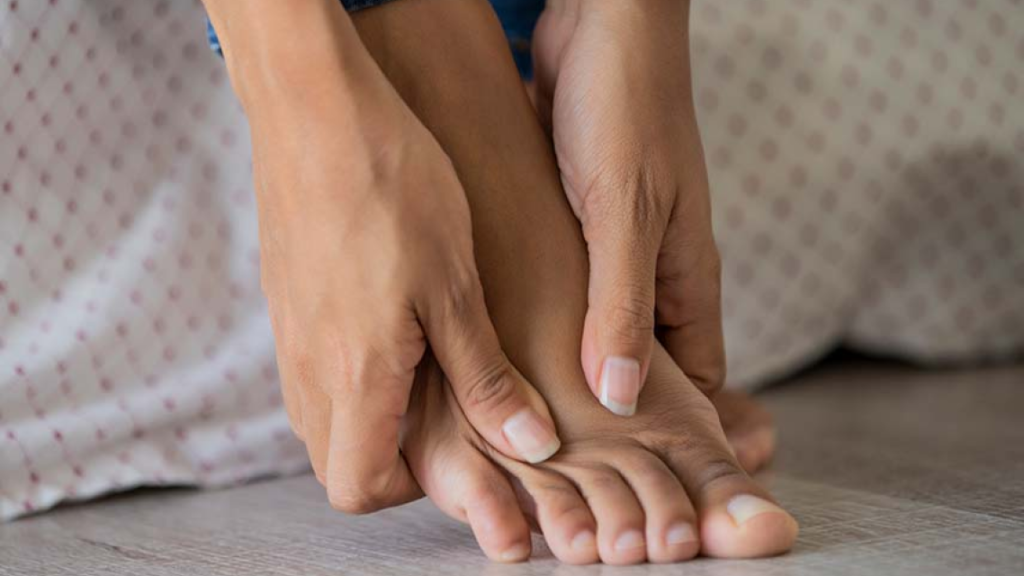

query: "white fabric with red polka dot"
xmin=1 ymin=0 xmax=1021 ymax=521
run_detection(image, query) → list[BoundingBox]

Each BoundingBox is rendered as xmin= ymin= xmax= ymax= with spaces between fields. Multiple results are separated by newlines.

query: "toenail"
xmin=571 ymin=530 xmax=595 ymax=552
xmin=666 ymin=523 xmax=698 ymax=546
xmin=726 ymin=494 xmax=785 ymax=525
xmin=502 ymin=408 xmax=561 ymax=463
xmin=599 ymin=356 xmax=640 ymax=417
xmin=613 ymin=530 xmax=646 ymax=552
xmin=498 ymin=543 xmax=531 ymax=562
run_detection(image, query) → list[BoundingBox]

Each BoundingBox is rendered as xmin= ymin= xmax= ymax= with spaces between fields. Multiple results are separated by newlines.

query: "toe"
xmin=703 ymin=492 xmax=798 ymax=558
xmin=431 ymin=450 xmax=533 ymax=562
xmin=665 ymin=448 xmax=798 ymax=558
xmin=714 ymin=390 xmax=777 ymax=473
xmin=730 ymin=425 xmax=776 ymax=474
xmin=405 ymin=425 xmax=532 ymax=561
xmin=463 ymin=475 xmax=534 ymax=563
xmin=507 ymin=466 xmax=599 ymax=564
xmin=612 ymin=451 xmax=700 ymax=563
xmin=554 ymin=462 xmax=648 ymax=565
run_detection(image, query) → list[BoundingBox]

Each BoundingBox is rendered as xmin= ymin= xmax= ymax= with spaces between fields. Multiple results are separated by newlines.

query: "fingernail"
xmin=614 ymin=530 xmax=646 ymax=552
xmin=727 ymin=494 xmax=784 ymax=525
xmin=666 ymin=523 xmax=698 ymax=546
xmin=502 ymin=408 xmax=560 ymax=463
xmin=498 ymin=542 xmax=530 ymax=562
xmin=599 ymin=356 xmax=640 ymax=416
xmin=571 ymin=530 xmax=595 ymax=552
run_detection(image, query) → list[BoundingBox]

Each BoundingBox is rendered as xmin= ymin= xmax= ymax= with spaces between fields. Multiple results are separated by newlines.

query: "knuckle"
xmin=436 ymin=264 xmax=481 ymax=323
xmin=580 ymin=157 xmax=670 ymax=230
xmin=461 ymin=359 xmax=518 ymax=413
xmin=656 ymin=436 xmax=745 ymax=490
xmin=629 ymin=456 xmax=674 ymax=487
xmin=693 ymin=360 xmax=727 ymax=395
xmin=691 ymin=456 xmax=747 ymax=490
xmin=540 ymin=485 xmax=591 ymax=524
xmin=584 ymin=467 xmax=624 ymax=491
xmin=327 ymin=484 xmax=388 ymax=515
xmin=605 ymin=295 xmax=656 ymax=344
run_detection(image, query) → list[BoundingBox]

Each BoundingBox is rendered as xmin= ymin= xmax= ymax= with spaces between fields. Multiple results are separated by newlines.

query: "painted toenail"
xmin=666 ymin=523 xmax=698 ymax=546
xmin=599 ymin=356 xmax=640 ymax=416
xmin=498 ymin=543 xmax=530 ymax=562
xmin=502 ymin=408 xmax=560 ymax=463
xmin=727 ymin=494 xmax=785 ymax=525
xmin=571 ymin=530 xmax=595 ymax=552
xmin=614 ymin=530 xmax=646 ymax=552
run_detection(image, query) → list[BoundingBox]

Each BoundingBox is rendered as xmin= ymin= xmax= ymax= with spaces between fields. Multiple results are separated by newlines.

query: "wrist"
xmin=579 ymin=0 xmax=689 ymax=33
xmin=203 ymin=0 xmax=378 ymax=115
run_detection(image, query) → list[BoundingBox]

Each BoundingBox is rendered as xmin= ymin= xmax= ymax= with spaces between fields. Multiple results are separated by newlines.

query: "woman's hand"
xmin=533 ymin=0 xmax=724 ymax=415
xmin=206 ymin=0 xmax=560 ymax=514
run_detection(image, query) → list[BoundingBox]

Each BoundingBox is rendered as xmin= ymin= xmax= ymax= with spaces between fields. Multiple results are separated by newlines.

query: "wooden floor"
xmin=3 ymin=358 xmax=1023 ymax=575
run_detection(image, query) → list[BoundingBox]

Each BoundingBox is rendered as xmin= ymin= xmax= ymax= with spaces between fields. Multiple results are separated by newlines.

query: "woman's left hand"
xmin=533 ymin=0 xmax=724 ymax=415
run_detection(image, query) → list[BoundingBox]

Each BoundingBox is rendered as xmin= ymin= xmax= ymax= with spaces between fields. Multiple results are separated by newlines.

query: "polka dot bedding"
xmin=1 ymin=0 xmax=1021 ymax=520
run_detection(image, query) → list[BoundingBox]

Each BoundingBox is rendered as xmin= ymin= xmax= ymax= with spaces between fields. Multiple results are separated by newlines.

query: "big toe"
xmin=661 ymin=428 xmax=797 ymax=557
xmin=700 ymin=490 xmax=799 ymax=558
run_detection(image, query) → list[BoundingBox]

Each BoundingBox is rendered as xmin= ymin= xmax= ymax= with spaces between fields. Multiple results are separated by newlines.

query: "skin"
xmin=201 ymin=0 xmax=563 ymax=513
xmin=351 ymin=0 xmax=798 ymax=564
xmin=205 ymin=0 xmax=775 ymax=540
xmin=534 ymin=0 xmax=726 ymax=414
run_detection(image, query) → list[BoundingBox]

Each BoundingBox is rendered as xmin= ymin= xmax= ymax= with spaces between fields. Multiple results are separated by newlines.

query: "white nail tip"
xmin=726 ymin=494 xmax=784 ymax=525
xmin=614 ymin=530 xmax=646 ymax=552
xmin=599 ymin=356 xmax=640 ymax=417
xmin=524 ymin=438 xmax=561 ymax=464
xmin=502 ymin=409 xmax=561 ymax=464
xmin=571 ymin=530 xmax=595 ymax=552
xmin=599 ymin=394 xmax=637 ymax=417
xmin=666 ymin=523 xmax=698 ymax=546
xmin=498 ymin=543 xmax=530 ymax=562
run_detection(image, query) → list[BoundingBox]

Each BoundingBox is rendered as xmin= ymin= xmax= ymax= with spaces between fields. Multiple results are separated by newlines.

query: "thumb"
xmin=581 ymin=223 xmax=659 ymax=417
xmin=418 ymin=271 xmax=561 ymax=464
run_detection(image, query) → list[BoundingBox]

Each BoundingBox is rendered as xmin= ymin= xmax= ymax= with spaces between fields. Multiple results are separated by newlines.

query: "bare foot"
xmin=352 ymin=0 xmax=797 ymax=564
xmin=714 ymin=391 xmax=777 ymax=474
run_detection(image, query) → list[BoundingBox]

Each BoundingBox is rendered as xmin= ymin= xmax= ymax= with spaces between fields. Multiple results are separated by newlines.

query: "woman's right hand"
xmin=208 ymin=0 xmax=561 ymax=514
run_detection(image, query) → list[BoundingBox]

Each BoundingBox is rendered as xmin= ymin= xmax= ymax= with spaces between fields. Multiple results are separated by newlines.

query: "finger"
xmin=275 ymin=354 xmax=305 ymax=440
xmin=656 ymin=232 xmax=726 ymax=396
xmin=298 ymin=381 xmax=331 ymax=485
xmin=580 ymin=218 xmax=660 ymax=417
xmin=418 ymin=267 xmax=561 ymax=465
xmin=267 ymin=308 xmax=304 ymax=439
xmin=324 ymin=346 xmax=422 ymax=514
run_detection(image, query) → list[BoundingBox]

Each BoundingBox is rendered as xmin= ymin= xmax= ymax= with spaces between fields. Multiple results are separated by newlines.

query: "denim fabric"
xmin=206 ymin=0 xmax=546 ymax=78
xmin=489 ymin=0 xmax=545 ymax=78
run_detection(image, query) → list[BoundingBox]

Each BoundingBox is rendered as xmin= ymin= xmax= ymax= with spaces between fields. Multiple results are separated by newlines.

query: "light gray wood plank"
xmin=2 ymin=359 xmax=1023 ymax=575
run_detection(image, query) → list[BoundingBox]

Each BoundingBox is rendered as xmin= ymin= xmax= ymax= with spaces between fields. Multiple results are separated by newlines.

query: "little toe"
xmin=554 ymin=461 xmax=648 ymax=565
xmin=405 ymin=429 xmax=532 ymax=561
xmin=612 ymin=451 xmax=700 ymax=563
xmin=437 ymin=451 xmax=533 ymax=562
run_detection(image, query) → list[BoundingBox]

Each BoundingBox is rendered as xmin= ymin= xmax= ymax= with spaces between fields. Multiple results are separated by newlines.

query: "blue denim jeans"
xmin=207 ymin=0 xmax=546 ymax=78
